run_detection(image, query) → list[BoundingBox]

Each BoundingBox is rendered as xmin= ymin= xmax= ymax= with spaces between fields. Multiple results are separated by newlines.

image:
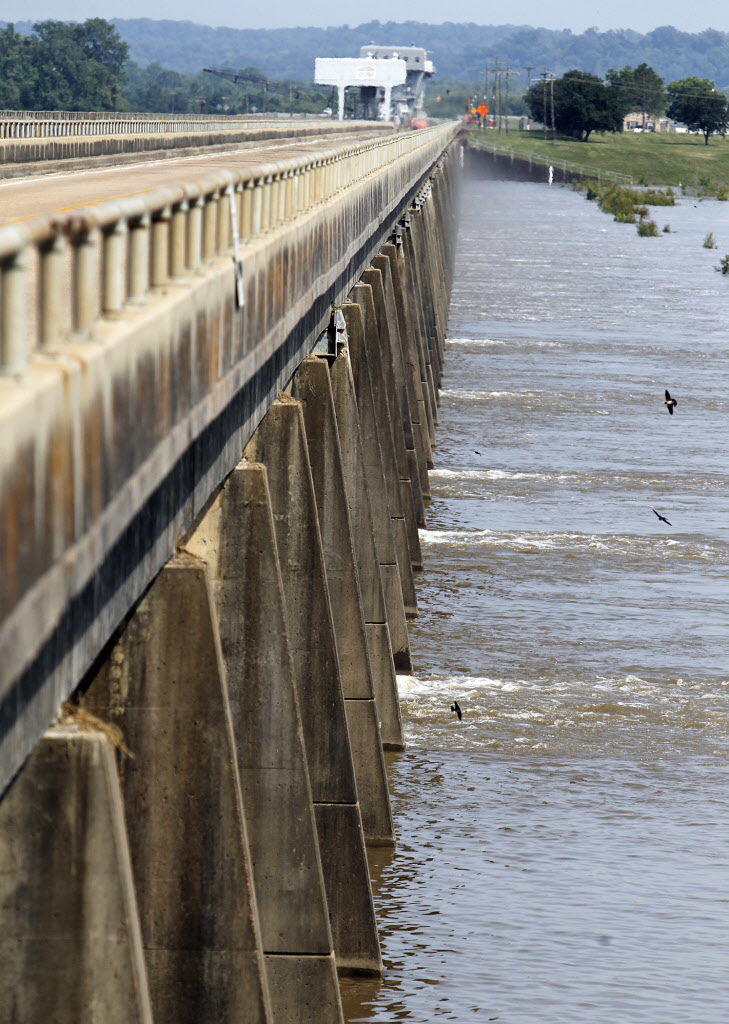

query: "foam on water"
xmin=418 ymin=526 xmax=726 ymax=562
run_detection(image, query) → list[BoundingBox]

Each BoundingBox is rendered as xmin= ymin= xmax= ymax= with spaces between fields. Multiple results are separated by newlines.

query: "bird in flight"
xmin=664 ymin=389 xmax=678 ymax=415
xmin=450 ymin=700 xmax=462 ymax=721
xmin=652 ymin=508 xmax=672 ymax=526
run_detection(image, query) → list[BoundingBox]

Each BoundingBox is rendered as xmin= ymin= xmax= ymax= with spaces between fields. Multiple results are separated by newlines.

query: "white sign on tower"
xmin=314 ymin=56 xmax=407 ymax=121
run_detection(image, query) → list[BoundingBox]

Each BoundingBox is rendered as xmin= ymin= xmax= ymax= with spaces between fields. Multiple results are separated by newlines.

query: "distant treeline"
xmin=3 ymin=17 xmax=729 ymax=115
xmin=100 ymin=20 xmax=729 ymax=91
xmin=0 ymin=20 xmax=332 ymax=113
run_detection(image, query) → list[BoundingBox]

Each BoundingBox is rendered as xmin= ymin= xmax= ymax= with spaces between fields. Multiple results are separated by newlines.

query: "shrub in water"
xmin=704 ymin=232 xmax=717 ymax=249
xmin=637 ymin=219 xmax=659 ymax=237
xmin=663 ymin=224 xmax=671 ymax=233
xmin=718 ymin=254 xmax=729 ymax=275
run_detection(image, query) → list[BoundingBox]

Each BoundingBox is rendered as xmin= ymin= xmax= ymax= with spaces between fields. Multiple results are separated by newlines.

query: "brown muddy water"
xmin=341 ymin=177 xmax=729 ymax=1023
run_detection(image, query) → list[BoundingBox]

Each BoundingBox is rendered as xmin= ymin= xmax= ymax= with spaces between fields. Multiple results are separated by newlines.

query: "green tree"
xmin=0 ymin=24 xmax=36 ymax=108
xmin=606 ymin=63 xmax=666 ymax=126
xmin=4 ymin=19 xmax=129 ymax=111
xmin=526 ymin=69 xmax=626 ymax=141
xmin=666 ymin=76 xmax=729 ymax=144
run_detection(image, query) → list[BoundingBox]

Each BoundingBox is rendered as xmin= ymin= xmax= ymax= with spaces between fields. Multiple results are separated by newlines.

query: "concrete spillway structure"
xmin=0 ymin=123 xmax=461 ymax=1019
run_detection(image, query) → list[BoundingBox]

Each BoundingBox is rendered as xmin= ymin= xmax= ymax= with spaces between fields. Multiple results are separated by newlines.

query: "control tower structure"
xmin=359 ymin=45 xmax=434 ymax=123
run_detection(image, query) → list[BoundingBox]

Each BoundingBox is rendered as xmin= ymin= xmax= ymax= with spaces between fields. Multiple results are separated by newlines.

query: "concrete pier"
xmin=185 ymin=464 xmax=342 ymax=1022
xmin=84 ymin=555 xmax=272 ymax=1024
xmin=291 ymin=358 xmax=395 ymax=846
xmin=339 ymin=297 xmax=412 ymax=671
xmin=329 ymin=342 xmax=405 ymax=751
xmin=0 ymin=132 xmax=462 ymax=1018
xmin=0 ymin=726 xmax=153 ymax=1024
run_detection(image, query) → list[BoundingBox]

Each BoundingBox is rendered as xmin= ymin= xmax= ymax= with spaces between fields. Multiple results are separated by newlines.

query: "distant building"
xmin=622 ymin=112 xmax=675 ymax=133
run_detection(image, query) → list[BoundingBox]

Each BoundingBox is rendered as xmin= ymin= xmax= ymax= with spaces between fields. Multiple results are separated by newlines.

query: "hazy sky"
xmin=3 ymin=0 xmax=729 ymax=33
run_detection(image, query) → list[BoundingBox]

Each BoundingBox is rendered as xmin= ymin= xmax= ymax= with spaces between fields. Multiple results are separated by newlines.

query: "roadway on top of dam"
xmin=0 ymin=127 xmax=389 ymax=226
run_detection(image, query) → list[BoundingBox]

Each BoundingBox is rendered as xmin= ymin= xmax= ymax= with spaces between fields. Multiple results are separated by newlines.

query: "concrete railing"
xmin=0 ymin=111 xmax=333 ymax=139
xmin=0 ymin=124 xmax=456 ymax=375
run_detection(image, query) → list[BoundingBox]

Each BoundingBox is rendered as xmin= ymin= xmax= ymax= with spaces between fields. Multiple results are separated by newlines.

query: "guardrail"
xmin=0 ymin=123 xmax=458 ymax=375
xmin=472 ymin=138 xmax=634 ymax=185
xmin=0 ymin=111 xmax=333 ymax=139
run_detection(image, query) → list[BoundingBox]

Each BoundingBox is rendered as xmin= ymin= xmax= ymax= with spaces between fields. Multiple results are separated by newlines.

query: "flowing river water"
xmin=340 ymin=173 xmax=729 ymax=1023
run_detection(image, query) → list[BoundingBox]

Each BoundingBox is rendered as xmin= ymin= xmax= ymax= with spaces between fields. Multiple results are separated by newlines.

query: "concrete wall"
xmin=465 ymin=141 xmax=582 ymax=185
xmin=0 ymin=137 xmax=461 ymax=1019
xmin=0 ymin=121 xmax=385 ymax=178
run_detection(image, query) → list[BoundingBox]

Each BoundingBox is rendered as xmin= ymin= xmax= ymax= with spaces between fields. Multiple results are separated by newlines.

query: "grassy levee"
xmin=468 ymin=127 xmax=729 ymax=193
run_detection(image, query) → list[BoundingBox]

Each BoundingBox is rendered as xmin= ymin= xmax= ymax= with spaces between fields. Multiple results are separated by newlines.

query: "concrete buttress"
xmin=291 ymin=358 xmax=395 ymax=847
xmin=370 ymin=253 xmax=427 ymax=530
xmin=0 ymin=726 xmax=154 ymax=1024
xmin=349 ymin=283 xmax=418 ymax=622
xmin=329 ymin=343 xmax=405 ymax=751
xmin=341 ymin=297 xmax=412 ymax=672
xmin=378 ymin=243 xmax=433 ymax=506
xmin=183 ymin=464 xmax=343 ymax=1022
xmin=360 ymin=266 xmax=423 ymax=575
xmin=244 ymin=399 xmax=383 ymax=973
xmin=83 ymin=554 xmax=273 ymax=1024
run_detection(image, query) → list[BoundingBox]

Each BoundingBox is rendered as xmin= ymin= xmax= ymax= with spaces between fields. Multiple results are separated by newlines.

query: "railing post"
xmin=275 ymin=172 xmax=286 ymax=225
xmin=202 ymin=190 xmax=218 ymax=260
xmin=217 ymin=189 xmax=231 ymax=252
xmin=187 ymin=196 xmax=203 ymax=271
xmin=240 ymin=180 xmax=254 ymax=241
xmin=170 ymin=200 xmax=188 ymax=279
xmin=151 ymin=206 xmax=171 ymax=289
xmin=261 ymin=174 xmax=273 ymax=232
xmin=284 ymin=170 xmax=295 ymax=219
xmin=127 ymin=213 xmax=150 ymax=302
xmin=39 ymin=231 xmax=66 ymax=347
xmin=72 ymin=225 xmax=100 ymax=335
xmin=0 ymin=248 xmax=28 ymax=374
xmin=102 ymin=219 xmax=126 ymax=314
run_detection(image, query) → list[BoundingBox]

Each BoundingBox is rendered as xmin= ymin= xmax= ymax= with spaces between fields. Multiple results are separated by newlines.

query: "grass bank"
xmin=468 ymin=127 xmax=729 ymax=193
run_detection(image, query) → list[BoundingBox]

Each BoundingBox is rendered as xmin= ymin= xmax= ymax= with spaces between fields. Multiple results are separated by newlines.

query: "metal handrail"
xmin=0 ymin=123 xmax=459 ymax=374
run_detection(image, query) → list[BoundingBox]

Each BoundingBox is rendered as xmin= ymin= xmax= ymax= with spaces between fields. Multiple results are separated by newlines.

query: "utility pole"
xmin=536 ymin=70 xmax=557 ymax=139
xmin=484 ymin=59 xmax=519 ymax=132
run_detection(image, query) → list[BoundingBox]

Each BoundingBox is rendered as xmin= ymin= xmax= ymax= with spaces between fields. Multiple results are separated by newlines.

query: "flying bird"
xmin=664 ymin=389 xmax=677 ymax=415
xmin=652 ymin=508 xmax=672 ymax=526
xmin=450 ymin=700 xmax=462 ymax=721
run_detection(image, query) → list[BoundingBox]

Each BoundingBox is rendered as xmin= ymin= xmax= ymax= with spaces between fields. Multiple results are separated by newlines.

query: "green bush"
xmin=598 ymin=186 xmax=636 ymax=222
xmin=718 ymin=254 xmax=729 ymax=275
xmin=637 ymin=219 xmax=659 ymax=236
